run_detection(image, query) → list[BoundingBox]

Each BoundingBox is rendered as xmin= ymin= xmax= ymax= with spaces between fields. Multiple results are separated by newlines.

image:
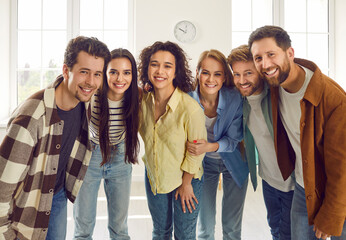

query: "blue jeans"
xmin=145 ymin=170 xmax=203 ymax=240
xmin=262 ymin=180 xmax=294 ymax=240
xmin=198 ymin=156 xmax=248 ymax=240
xmin=291 ymin=183 xmax=346 ymax=240
xmin=46 ymin=187 xmax=67 ymax=240
xmin=73 ymin=142 xmax=132 ymax=240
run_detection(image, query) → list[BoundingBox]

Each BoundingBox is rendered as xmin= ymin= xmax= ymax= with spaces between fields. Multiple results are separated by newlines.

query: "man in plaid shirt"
xmin=0 ymin=36 xmax=110 ymax=240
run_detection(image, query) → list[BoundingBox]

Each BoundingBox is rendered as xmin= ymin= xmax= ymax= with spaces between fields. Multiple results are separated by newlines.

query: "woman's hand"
xmin=186 ymin=139 xmax=219 ymax=156
xmin=175 ymin=172 xmax=198 ymax=213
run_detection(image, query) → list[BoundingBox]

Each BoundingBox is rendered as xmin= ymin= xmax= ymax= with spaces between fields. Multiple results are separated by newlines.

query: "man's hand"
xmin=313 ymin=225 xmax=331 ymax=239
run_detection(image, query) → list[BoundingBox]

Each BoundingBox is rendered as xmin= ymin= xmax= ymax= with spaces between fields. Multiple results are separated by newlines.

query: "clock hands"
xmin=179 ymin=27 xmax=186 ymax=33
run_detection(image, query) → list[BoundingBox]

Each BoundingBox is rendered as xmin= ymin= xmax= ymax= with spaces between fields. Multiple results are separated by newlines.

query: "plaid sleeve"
xmin=0 ymin=115 xmax=35 ymax=236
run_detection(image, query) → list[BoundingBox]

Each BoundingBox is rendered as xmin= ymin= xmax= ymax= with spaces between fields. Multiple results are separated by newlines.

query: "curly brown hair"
xmin=138 ymin=41 xmax=194 ymax=93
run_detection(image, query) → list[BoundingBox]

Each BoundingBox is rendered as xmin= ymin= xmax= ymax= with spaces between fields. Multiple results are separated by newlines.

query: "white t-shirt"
xmin=205 ymin=115 xmax=221 ymax=159
xmin=279 ymin=65 xmax=313 ymax=188
xmin=247 ymin=91 xmax=294 ymax=192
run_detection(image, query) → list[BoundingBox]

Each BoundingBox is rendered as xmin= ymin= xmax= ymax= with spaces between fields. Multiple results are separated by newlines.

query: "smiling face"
xmin=63 ymin=51 xmax=104 ymax=104
xmin=197 ymin=57 xmax=225 ymax=97
xmin=106 ymin=57 xmax=132 ymax=101
xmin=232 ymin=60 xmax=264 ymax=97
xmin=148 ymin=50 xmax=176 ymax=92
xmin=251 ymin=37 xmax=293 ymax=87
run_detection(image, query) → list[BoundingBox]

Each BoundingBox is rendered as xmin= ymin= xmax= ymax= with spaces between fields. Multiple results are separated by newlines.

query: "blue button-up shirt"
xmin=189 ymin=86 xmax=249 ymax=188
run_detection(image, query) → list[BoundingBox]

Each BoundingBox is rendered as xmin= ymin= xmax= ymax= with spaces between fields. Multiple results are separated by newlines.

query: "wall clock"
xmin=174 ymin=20 xmax=196 ymax=43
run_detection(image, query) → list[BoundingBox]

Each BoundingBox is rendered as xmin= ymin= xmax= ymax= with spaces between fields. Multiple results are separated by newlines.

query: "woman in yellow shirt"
xmin=138 ymin=41 xmax=207 ymax=239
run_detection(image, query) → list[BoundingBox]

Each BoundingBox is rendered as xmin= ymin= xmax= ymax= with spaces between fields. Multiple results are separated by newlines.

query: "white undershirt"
xmin=205 ymin=115 xmax=221 ymax=159
xmin=279 ymin=65 xmax=313 ymax=188
xmin=247 ymin=91 xmax=294 ymax=192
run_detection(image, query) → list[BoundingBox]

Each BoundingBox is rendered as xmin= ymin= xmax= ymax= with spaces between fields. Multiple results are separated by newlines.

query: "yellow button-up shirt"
xmin=139 ymin=88 xmax=207 ymax=194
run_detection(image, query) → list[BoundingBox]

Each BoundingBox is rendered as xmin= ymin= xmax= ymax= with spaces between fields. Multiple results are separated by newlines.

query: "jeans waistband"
xmin=90 ymin=141 xmax=122 ymax=151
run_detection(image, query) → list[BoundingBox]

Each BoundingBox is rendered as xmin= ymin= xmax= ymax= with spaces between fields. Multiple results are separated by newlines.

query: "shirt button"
xmin=56 ymin=144 xmax=61 ymax=149
xmin=45 ymin=211 xmax=51 ymax=215
xmin=303 ymin=159 xmax=308 ymax=164
xmin=301 ymin=122 xmax=305 ymax=127
xmin=49 ymin=189 xmax=54 ymax=194
xmin=307 ymin=195 xmax=312 ymax=200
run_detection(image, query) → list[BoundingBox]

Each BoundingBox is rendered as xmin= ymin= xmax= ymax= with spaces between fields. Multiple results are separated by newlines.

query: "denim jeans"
xmin=145 ymin=169 xmax=203 ymax=240
xmin=291 ymin=183 xmax=346 ymax=240
xmin=198 ymin=156 xmax=248 ymax=240
xmin=46 ymin=187 xmax=67 ymax=240
xmin=73 ymin=142 xmax=132 ymax=240
xmin=262 ymin=180 xmax=294 ymax=240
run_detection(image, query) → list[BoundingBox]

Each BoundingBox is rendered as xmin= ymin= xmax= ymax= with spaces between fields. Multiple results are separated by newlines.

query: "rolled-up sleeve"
xmin=181 ymin=107 xmax=207 ymax=175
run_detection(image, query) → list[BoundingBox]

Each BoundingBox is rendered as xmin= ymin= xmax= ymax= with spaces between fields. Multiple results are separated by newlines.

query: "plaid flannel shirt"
xmin=0 ymin=75 xmax=92 ymax=240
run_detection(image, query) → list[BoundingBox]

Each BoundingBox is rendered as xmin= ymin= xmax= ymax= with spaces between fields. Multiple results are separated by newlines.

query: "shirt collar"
xmin=166 ymin=88 xmax=181 ymax=112
xmin=294 ymin=58 xmax=323 ymax=107
xmin=148 ymin=87 xmax=181 ymax=113
xmin=216 ymin=87 xmax=227 ymax=114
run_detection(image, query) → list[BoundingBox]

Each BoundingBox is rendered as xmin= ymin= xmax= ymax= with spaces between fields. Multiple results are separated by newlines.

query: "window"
xmin=231 ymin=0 xmax=332 ymax=76
xmin=11 ymin=0 xmax=132 ymax=107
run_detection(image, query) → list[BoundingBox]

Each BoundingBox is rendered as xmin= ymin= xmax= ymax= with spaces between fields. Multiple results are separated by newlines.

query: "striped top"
xmin=89 ymin=93 xmax=126 ymax=145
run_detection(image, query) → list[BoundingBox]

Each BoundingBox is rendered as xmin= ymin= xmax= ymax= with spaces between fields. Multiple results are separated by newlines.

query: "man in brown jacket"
xmin=248 ymin=25 xmax=346 ymax=240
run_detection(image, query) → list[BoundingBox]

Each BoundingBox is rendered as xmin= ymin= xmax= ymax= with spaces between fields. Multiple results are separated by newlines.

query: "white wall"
xmin=134 ymin=0 xmax=232 ymax=72
xmin=0 ymin=0 xmax=346 ymax=141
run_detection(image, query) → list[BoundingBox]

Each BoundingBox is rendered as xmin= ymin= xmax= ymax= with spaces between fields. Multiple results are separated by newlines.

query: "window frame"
xmin=9 ymin=0 xmax=134 ymax=113
xmin=231 ymin=0 xmax=334 ymax=77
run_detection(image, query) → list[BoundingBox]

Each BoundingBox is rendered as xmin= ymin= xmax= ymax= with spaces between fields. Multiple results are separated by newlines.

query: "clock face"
xmin=174 ymin=20 xmax=196 ymax=43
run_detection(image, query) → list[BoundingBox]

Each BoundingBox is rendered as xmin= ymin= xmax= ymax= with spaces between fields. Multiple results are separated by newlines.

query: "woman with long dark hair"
xmin=73 ymin=48 xmax=139 ymax=239
xmin=138 ymin=41 xmax=207 ymax=239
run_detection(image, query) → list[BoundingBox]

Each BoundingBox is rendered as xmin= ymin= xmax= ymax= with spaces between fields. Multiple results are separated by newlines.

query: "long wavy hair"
xmin=138 ymin=41 xmax=194 ymax=93
xmin=99 ymin=48 xmax=139 ymax=165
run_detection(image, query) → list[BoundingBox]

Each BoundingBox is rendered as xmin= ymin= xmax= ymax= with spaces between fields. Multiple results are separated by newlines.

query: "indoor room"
xmin=0 ymin=0 xmax=345 ymax=239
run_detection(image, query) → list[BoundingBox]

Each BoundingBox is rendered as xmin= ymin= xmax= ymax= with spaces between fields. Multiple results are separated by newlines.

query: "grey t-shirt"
xmin=55 ymin=102 xmax=83 ymax=193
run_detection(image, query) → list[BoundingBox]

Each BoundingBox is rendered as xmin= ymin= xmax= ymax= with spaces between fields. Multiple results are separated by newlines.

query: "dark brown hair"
xmin=64 ymin=36 xmax=110 ymax=71
xmin=248 ymin=25 xmax=292 ymax=52
xmin=99 ymin=48 xmax=139 ymax=165
xmin=138 ymin=41 xmax=194 ymax=93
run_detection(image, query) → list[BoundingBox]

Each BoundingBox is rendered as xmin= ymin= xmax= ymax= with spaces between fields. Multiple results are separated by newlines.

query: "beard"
xmin=236 ymin=78 xmax=264 ymax=97
xmin=263 ymin=55 xmax=290 ymax=87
